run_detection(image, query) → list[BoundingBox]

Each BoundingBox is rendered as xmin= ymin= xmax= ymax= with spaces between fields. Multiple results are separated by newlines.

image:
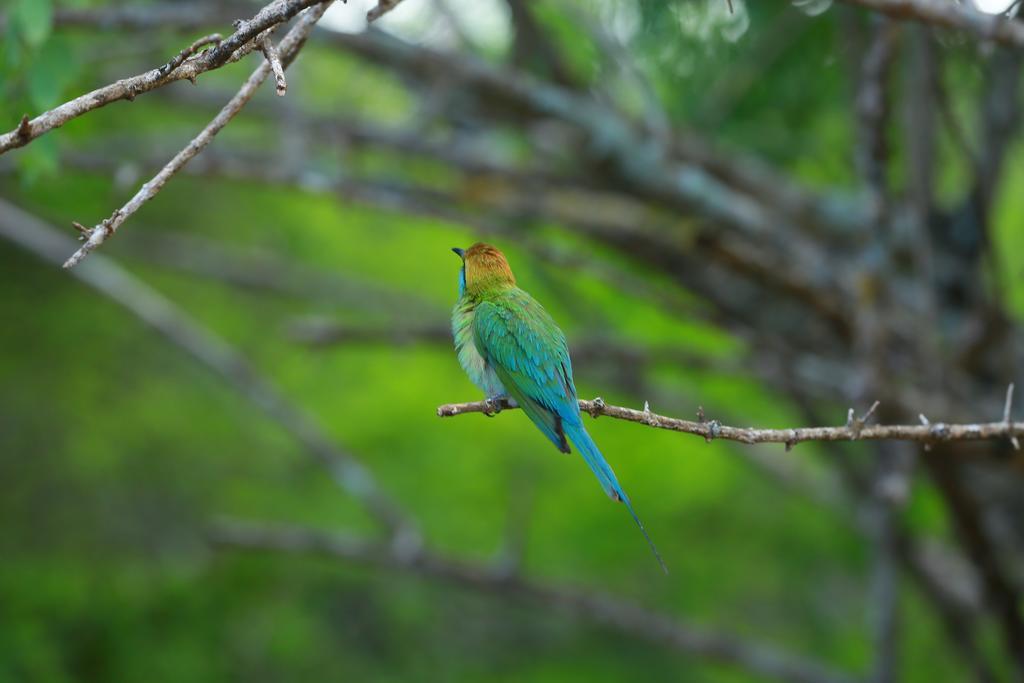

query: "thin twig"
xmin=437 ymin=396 xmax=1024 ymax=447
xmin=260 ymin=34 xmax=288 ymax=95
xmin=160 ymin=33 xmax=224 ymax=75
xmin=0 ymin=0 xmax=325 ymax=155
xmin=367 ymin=0 xmax=409 ymax=22
xmin=1003 ymin=383 xmax=1020 ymax=449
xmin=62 ymin=2 xmax=330 ymax=268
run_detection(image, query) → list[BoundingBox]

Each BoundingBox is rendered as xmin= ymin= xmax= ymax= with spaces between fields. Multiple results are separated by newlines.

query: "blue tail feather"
xmin=563 ymin=421 xmax=668 ymax=574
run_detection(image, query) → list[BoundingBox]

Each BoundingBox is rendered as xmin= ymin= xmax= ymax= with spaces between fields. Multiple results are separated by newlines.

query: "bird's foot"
xmin=483 ymin=397 xmax=503 ymax=417
xmin=482 ymin=396 xmax=515 ymax=417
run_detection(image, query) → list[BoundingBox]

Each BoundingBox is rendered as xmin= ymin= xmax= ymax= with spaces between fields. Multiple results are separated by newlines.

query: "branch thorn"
xmin=919 ymin=414 xmax=932 ymax=451
xmin=15 ymin=115 xmax=31 ymax=141
xmin=1002 ymin=382 xmax=1019 ymax=450
xmin=704 ymin=419 xmax=721 ymax=443
xmin=643 ymin=400 xmax=657 ymax=426
xmin=846 ymin=400 xmax=880 ymax=438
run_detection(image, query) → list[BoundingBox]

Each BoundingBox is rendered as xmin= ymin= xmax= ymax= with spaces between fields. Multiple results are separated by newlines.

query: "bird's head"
xmin=452 ymin=242 xmax=516 ymax=297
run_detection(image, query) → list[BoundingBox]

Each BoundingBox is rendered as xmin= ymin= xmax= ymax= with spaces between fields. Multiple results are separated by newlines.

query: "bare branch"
xmin=54 ymin=137 xmax=856 ymax=345
xmin=61 ymin=2 xmax=330 ymax=269
xmin=1004 ymin=383 xmax=1020 ymax=450
xmin=438 ymin=396 xmax=1024 ymax=447
xmin=836 ymin=0 xmax=1024 ymax=48
xmin=367 ymin=0 xmax=411 ymax=22
xmin=164 ymin=33 xmax=225 ymax=73
xmin=0 ymin=199 xmax=416 ymax=546
xmin=0 ymin=0 xmax=326 ymax=156
xmin=321 ymin=31 xmax=853 ymax=311
xmin=213 ymin=519 xmax=858 ymax=683
xmin=260 ymin=35 xmax=288 ymax=96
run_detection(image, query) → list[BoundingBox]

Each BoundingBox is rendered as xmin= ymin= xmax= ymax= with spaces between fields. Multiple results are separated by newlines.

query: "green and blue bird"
xmin=451 ymin=243 xmax=667 ymax=573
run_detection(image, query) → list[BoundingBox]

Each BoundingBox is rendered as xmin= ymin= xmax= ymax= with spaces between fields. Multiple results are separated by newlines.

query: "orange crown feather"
xmin=464 ymin=243 xmax=516 ymax=293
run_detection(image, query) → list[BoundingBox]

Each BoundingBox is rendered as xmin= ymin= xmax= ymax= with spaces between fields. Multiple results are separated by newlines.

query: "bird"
xmin=451 ymin=242 xmax=667 ymax=573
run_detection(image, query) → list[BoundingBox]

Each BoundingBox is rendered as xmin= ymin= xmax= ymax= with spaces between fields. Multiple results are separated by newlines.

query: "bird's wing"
xmin=473 ymin=291 xmax=578 ymax=453
xmin=475 ymin=291 xmax=670 ymax=573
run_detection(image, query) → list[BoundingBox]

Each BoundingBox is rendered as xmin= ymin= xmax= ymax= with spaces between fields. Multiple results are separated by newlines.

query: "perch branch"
xmin=61 ymin=2 xmax=330 ymax=269
xmin=212 ymin=519 xmax=858 ymax=683
xmin=0 ymin=0 xmax=326 ymax=156
xmin=437 ymin=397 xmax=1024 ymax=447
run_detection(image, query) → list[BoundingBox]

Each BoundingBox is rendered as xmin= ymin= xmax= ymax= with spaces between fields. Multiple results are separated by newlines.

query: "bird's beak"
xmin=451 ymin=247 xmax=465 ymax=259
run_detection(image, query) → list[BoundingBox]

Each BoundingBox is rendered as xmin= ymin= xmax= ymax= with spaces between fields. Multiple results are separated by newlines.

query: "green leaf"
xmin=12 ymin=0 xmax=53 ymax=49
xmin=27 ymin=37 xmax=74 ymax=111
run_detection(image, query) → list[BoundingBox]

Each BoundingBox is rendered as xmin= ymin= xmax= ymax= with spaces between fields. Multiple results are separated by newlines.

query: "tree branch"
xmin=61 ymin=2 xmax=331 ymax=269
xmin=437 ymin=397 xmax=1024 ymax=448
xmin=0 ymin=198 xmax=417 ymax=547
xmin=212 ymin=519 xmax=858 ymax=683
xmin=367 ymin=0 xmax=410 ymax=22
xmin=0 ymin=0 xmax=327 ymax=156
xmin=53 ymin=140 xmax=857 ymax=346
xmin=321 ymin=31 xmax=852 ymax=308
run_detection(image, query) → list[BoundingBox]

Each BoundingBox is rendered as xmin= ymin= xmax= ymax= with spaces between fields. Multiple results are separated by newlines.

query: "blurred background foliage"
xmin=0 ymin=0 xmax=1022 ymax=681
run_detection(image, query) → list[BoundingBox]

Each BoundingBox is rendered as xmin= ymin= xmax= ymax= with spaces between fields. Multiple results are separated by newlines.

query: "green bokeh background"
xmin=1 ymin=0 xmax=1021 ymax=681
